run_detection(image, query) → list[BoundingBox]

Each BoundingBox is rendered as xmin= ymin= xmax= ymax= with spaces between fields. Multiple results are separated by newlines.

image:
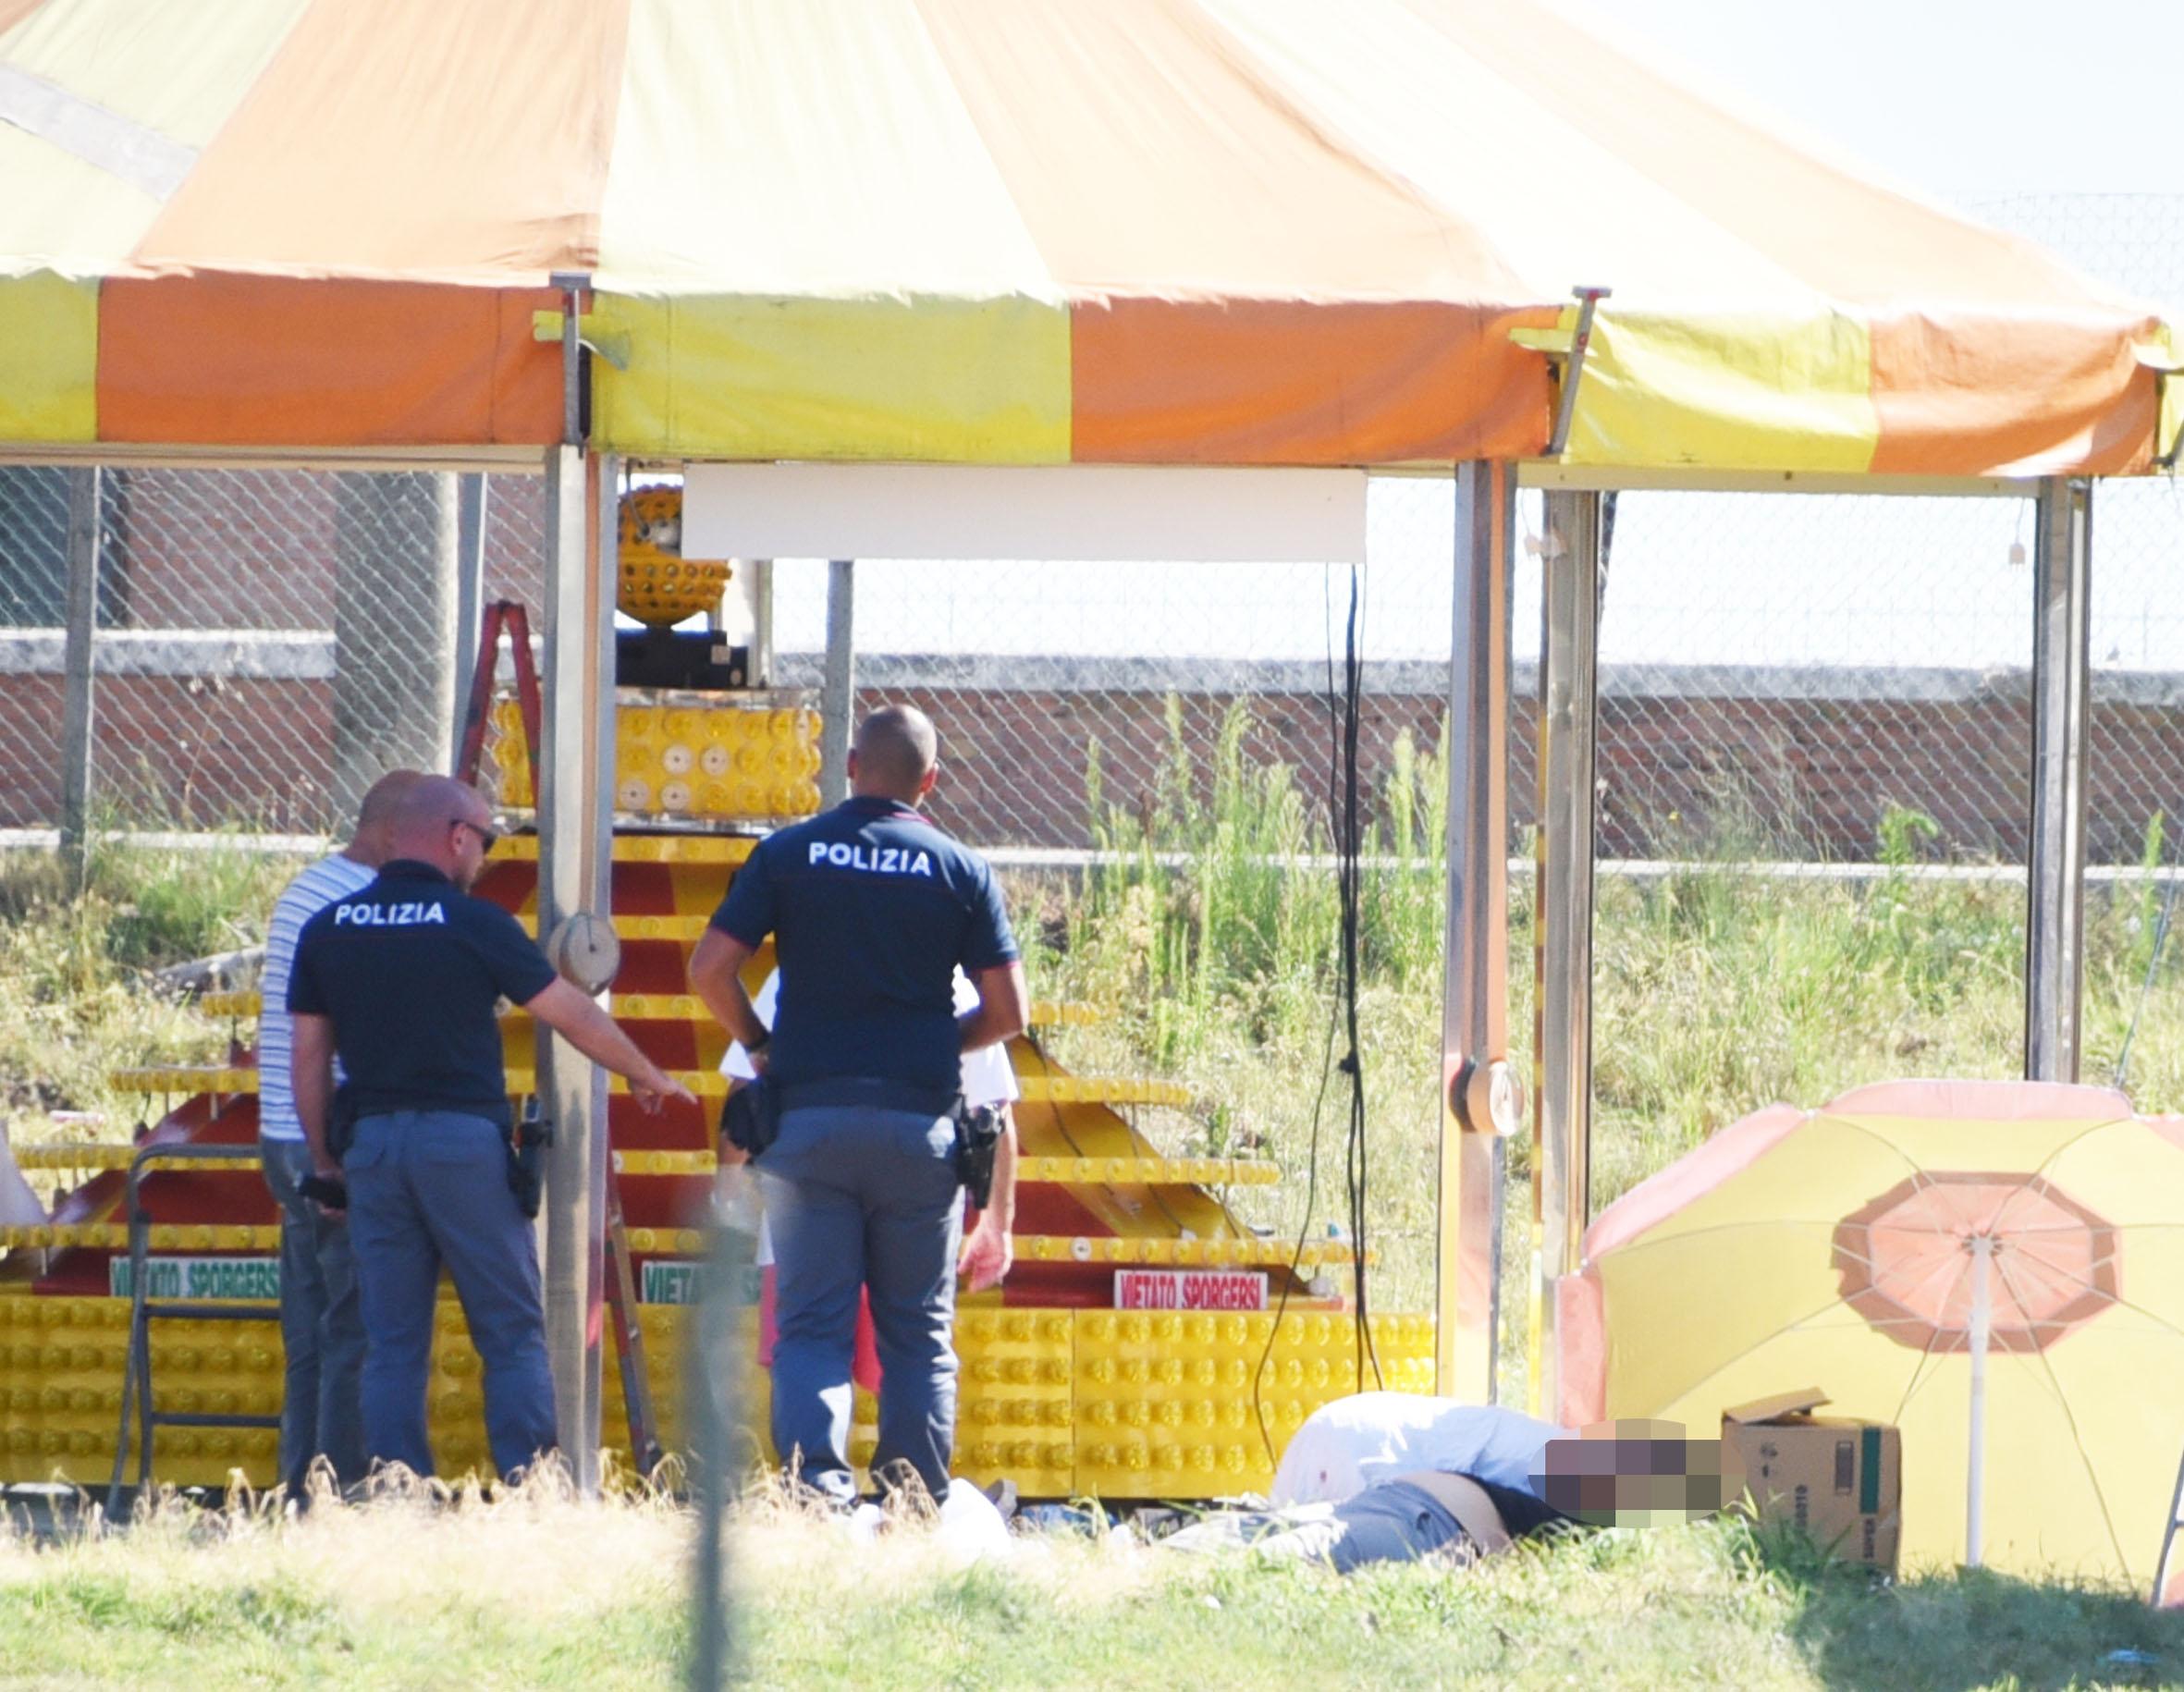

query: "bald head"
xmin=387 ymin=775 xmax=498 ymax=889
xmin=850 ymin=705 xmax=939 ymax=803
xmin=350 ymin=767 xmax=424 ymax=865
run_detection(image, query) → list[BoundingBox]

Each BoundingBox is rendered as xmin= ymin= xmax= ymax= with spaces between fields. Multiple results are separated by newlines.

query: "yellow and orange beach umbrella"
xmin=1559 ymin=1081 xmax=2184 ymax=1589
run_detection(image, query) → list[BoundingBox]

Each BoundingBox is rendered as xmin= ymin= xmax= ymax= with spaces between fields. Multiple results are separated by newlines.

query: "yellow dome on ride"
xmin=617 ymin=486 xmax=730 ymax=627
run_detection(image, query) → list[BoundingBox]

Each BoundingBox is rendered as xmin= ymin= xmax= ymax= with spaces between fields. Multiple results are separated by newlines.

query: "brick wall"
xmin=5 ymin=668 xmax=2178 ymax=860
xmin=891 ymin=682 xmax=2179 ymax=864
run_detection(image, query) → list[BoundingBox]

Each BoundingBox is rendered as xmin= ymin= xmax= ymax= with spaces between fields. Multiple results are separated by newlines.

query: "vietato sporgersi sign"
xmin=1113 ymin=1270 xmax=1268 ymax=1311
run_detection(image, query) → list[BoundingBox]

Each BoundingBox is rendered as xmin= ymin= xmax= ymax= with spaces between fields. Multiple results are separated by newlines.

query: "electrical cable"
xmin=1332 ymin=564 xmax=1383 ymax=1392
xmin=1249 ymin=564 xmax=1356 ymax=1462
xmin=1250 ymin=984 xmax=1341 ymax=1465
xmin=1250 ymin=558 xmax=1397 ymax=1461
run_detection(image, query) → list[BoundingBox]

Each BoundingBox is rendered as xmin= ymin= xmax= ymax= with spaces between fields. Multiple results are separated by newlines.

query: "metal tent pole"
xmin=535 ymin=270 xmax=617 ymax=1490
xmin=1437 ymin=460 xmax=1518 ymax=1404
xmin=59 ymin=466 xmax=102 ymax=887
xmin=2026 ymin=477 xmax=2092 ymax=1082
xmin=747 ymin=558 xmax=775 ymax=689
xmin=1534 ymin=488 xmax=1600 ymax=1417
xmin=332 ymin=472 xmax=458 ymax=811
xmin=820 ymin=558 xmax=855 ymax=804
xmin=535 ymin=443 xmax=617 ymax=1490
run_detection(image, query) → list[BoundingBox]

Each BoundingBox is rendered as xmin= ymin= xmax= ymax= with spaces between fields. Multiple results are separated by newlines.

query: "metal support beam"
xmin=535 ymin=446 xmax=618 ymax=1490
xmin=747 ymin=558 xmax=775 ymax=690
xmin=1533 ymin=489 xmax=1600 ymax=1418
xmin=2026 ymin=477 xmax=2092 ymax=1082
xmin=331 ymin=472 xmax=458 ymax=812
xmin=1437 ymin=461 xmax=1515 ymax=1404
xmin=448 ymin=472 xmax=489 ymax=773
xmin=820 ymin=559 xmax=855 ymax=804
xmin=59 ymin=467 xmax=101 ymax=886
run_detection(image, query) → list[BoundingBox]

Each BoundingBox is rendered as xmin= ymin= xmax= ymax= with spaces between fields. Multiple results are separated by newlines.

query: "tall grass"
xmin=0 ymin=840 xmax=303 ymax=1132
xmin=1062 ymin=704 xmax=1451 ymax=1061
xmin=1026 ymin=697 xmax=2184 ymax=1351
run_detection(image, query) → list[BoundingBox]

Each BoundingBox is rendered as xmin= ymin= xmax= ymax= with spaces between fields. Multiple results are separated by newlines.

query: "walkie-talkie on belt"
xmin=506 ymin=1095 xmax=554 ymax=1220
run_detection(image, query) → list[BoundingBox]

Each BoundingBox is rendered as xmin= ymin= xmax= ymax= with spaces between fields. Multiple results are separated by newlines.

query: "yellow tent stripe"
xmin=1563 ymin=305 xmax=1881 ymax=473
xmin=0 ymin=270 xmax=96 ymax=441
xmin=590 ymin=290 xmax=1070 ymax=463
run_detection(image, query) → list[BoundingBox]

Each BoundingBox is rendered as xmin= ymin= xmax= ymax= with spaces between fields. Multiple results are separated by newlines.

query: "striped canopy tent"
xmin=4 ymin=0 xmax=2172 ymax=1479
xmin=0 ymin=0 xmax=2174 ymax=471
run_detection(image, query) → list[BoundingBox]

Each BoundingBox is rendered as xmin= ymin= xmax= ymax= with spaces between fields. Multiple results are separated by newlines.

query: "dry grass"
xmin=5 ymin=1477 xmax=2178 ymax=1690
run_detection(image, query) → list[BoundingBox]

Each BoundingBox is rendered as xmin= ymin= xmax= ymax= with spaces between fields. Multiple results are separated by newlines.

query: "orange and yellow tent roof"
xmin=0 ymin=0 xmax=2171 ymax=473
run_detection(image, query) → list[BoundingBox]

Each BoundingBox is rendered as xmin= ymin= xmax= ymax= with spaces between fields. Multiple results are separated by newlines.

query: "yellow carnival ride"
xmin=0 ymin=498 xmax=1430 ymax=1501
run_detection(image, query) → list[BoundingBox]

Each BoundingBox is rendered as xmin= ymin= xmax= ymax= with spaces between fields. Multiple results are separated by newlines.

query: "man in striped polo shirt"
xmin=258 ymin=768 xmax=420 ymax=1496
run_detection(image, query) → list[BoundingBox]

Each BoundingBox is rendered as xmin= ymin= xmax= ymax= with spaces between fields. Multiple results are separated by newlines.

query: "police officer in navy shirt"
xmin=288 ymin=775 xmax=694 ymax=1482
xmin=689 ymin=706 xmax=1027 ymax=1507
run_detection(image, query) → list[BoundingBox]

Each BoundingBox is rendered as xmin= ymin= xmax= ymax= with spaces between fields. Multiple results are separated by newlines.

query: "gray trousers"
xmin=343 ymin=1110 xmax=558 ymax=1481
xmin=756 ymin=1103 xmax=963 ymax=1503
xmin=1320 ymin=1481 xmax=1473 ymax=1572
xmin=260 ymin=1137 xmax=368 ymax=1490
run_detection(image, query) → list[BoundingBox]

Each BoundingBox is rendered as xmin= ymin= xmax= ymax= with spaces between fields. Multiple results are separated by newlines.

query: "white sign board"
xmin=682 ymin=463 xmax=1367 ymax=564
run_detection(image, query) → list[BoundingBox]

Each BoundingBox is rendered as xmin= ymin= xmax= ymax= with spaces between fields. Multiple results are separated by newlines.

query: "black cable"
xmin=1251 ymin=562 xmax=1394 ymax=1465
xmin=1333 ymin=565 xmax=1382 ymax=1392
xmin=1249 ymin=569 xmax=1352 ymax=1464
xmin=1250 ymin=975 xmax=1341 ymax=1465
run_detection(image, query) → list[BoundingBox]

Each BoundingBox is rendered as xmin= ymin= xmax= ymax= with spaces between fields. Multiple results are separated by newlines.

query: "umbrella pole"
xmin=1966 ymin=1235 xmax=1994 ymax=1567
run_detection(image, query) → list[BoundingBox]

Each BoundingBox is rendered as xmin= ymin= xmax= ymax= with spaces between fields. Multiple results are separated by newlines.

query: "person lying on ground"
xmin=1169 ymin=1392 xmax=1736 ymax=1574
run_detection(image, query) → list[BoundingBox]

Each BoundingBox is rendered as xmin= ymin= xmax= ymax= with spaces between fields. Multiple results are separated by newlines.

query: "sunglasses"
xmin=456 ymin=819 xmax=501 ymax=854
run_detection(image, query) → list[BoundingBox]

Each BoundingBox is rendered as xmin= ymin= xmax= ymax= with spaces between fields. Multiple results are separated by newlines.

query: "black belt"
xmin=778 ymin=1079 xmax=959 ymax=1118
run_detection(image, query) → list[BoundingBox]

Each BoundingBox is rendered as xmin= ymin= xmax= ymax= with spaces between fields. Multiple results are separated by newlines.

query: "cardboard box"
xmin=1722 ymin=1389 xmax=1901 ymax=1572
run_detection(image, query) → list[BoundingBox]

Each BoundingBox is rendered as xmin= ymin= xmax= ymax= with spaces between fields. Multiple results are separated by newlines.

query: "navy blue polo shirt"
xmin=710 ymin=796 xmax=1018 ymax=1090
xmin=287 ymin=859 xmax=558 ymax=1127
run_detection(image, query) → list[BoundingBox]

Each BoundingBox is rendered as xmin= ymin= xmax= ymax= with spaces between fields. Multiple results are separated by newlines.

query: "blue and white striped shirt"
xmin=257 ymin=852 xmax=376 ymax=1143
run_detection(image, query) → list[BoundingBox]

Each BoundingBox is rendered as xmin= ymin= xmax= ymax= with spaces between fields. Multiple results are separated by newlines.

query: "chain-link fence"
xmin=0 ymin=469 xmax=548 ymax=837
xmin=786 ymin=475 xmax=2172 ymax=879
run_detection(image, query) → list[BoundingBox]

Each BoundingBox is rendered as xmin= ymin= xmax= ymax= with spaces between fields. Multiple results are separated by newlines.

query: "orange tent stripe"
xmin=915 ymin=0 xmax=1533 ymax=304
xmin=1867 ymin=314 xmax=2164 ymax=476
xmin=99 ymin=276 xmax=560 ymax=446
xmin=130 ymin=0 xmax=628 ymax=278
xmin=1070 ymin=298 xmax=1555 ymax=465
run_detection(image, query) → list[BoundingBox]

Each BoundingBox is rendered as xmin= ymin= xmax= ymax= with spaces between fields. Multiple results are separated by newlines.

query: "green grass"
xmin=1 ymin=1490 xmax=2178 ymax=1690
